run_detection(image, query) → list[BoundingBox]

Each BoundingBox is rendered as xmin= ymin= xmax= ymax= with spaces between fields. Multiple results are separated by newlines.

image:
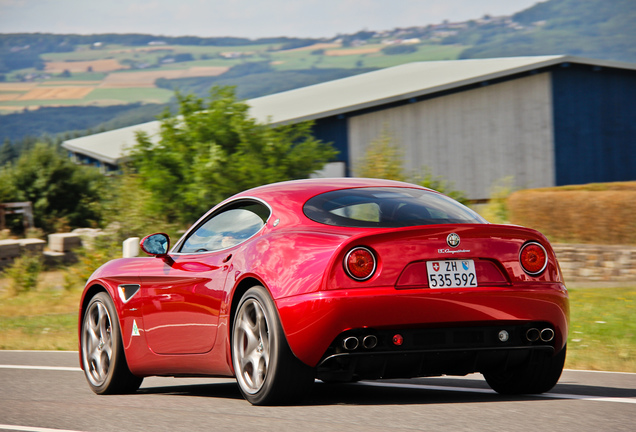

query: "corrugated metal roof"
xmin=63 ymin=120 xmax=161 ymax=165
xmin=62 ymin=55 xmax=636 ymax=164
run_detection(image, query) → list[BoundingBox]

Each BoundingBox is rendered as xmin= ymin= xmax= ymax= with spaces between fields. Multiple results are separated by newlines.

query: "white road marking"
xmin=358 ymin=381 xmax=636 ymax=404
xmin=0 ymin=365 xmax=81 ymax=372
xmin=0 ymin=351 xmax=78 ymax=353
xmin=0 ymin=425 xmax=84 ymax=432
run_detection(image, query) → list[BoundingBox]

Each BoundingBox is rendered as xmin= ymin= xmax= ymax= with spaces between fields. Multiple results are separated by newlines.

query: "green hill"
xmin=457 ymin=0 xmax=636 ymax=62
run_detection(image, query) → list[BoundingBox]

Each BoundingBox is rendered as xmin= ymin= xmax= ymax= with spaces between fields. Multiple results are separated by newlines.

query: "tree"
xmin=354 ymin=129 xmax=467 ymax=203
xmin=0 ymin=138 xmax=16 ymax=166
xmin=354 ymin=130 xmax=406 ymax=181
xmin=130 ymin=86 xmax=337 ymax=225
xmin=0 ymin=143 xmax=106 ymax=232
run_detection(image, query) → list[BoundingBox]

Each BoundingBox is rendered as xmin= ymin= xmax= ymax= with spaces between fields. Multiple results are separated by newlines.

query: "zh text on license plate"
xmin=426 ymin=260 xmax=478 ymax=288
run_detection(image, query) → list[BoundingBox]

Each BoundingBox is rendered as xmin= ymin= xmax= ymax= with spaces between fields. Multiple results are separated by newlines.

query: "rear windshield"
xmin=303 ymin=187 xmax=486 ymax=228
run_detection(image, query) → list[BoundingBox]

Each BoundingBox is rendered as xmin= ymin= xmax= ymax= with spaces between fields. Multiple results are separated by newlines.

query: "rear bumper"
xmin=275 ymin=283 xmax=569 ymax=367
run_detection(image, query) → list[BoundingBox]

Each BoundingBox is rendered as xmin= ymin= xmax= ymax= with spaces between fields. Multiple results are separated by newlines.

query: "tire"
xmin=81 ymin=292 xmax=143 ymax=394
xmin=483 ymin=345 xmax=567 ymax=395
xmin=232 ymin=286 xmax=314 ymax=405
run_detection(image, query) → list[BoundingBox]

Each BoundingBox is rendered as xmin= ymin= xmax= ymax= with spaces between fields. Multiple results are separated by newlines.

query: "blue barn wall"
xmin=312 ymin=116 xmax=350 ymax=174
xmin=552 ymin=65 xmax=636 ymax=186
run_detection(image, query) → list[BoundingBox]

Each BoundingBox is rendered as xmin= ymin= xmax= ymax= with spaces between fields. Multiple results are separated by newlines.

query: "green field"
xmin=566 ymin=286 xmax=636 ymax=371
xmin=84 ymin=87 xmax=174 ymax=104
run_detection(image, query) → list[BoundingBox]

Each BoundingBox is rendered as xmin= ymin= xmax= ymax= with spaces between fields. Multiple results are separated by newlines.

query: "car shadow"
xmin=138 ymin=381 xmax=244 ymax=400
xmin=134 ymin=376 xmax=634 ymax=406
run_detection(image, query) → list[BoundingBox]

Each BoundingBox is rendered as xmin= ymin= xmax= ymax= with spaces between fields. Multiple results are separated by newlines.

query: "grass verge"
xmin=566 ymin=286 xmax=636 ymax=372
xmin=1 ymin=274 xmax=635 ymax=373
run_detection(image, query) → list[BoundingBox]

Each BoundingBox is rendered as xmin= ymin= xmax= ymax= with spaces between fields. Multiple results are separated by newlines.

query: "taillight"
xmin=519 ymin=242 xmax=547 ymax=275
xmin=344 ymin=247 xmax=377 ymax=281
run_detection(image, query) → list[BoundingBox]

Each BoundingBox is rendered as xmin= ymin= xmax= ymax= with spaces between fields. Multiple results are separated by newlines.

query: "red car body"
xmin=79 ymin=178 xmax=569 ymax=404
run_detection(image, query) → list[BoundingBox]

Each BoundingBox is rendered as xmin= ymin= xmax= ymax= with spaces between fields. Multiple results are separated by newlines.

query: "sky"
xmin=0 ymin=0 xmax=542 ymax=39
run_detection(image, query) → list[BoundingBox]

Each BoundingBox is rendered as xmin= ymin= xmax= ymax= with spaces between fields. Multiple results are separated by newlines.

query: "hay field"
xmin=325 ymin=47 xmax=382 ymax=56
xmin=100 ymin=66 xmax=229 ymax=88
xmin=43 ymin=81 xmax=103 ymax=86
xmin=0 ymin=93 xmax=21 ymax=101
xmin=282 ymin=43 xmax=341 ymax=52
xmin=45 ymin=59 xmax=127 ymax=73
xmin=0 ymin=83 xmax=38 ymax=91
xmin=18 ymin=87 xmax=94 ymax=100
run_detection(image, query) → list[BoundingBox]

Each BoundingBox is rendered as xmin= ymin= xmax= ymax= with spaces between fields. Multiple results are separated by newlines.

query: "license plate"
xmin=426 ymin=260 xmax=478 ymax=288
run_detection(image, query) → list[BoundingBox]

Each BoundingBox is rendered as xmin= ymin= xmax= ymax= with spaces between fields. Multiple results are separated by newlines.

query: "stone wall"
xmin=0 ymin=233 xmax=81 ymax=269
xmin=553 ymin=244 xmax=636 ymax=283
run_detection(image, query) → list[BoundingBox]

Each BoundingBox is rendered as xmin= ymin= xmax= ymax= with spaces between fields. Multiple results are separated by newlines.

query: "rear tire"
xmin=232 ymin=286 xmax=314 ymax=405
xmin=483 ymin=345 xmax=566 ymax=395
xmin=81 ymin=292 xmax=143 ymax=394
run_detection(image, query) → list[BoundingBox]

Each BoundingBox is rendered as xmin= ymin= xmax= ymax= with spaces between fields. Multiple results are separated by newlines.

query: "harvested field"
xmin=325 ymin=47 xmax=382 ymax=56
xmin=282 ymin=43 xmax=341 ymax=52
xmin=0 ymin=105 xmax=39 ymax=111
xmin=18 ymin=86 xmax=94 ymax=100
xmin=0 ymin=83 xmax=37 ymax=91
xmin=43 ymin=81 xmax=103 ymax=86
xmin=45 ymin=59 xmax=126 ymax=73
xmin=100 ymin=66 xmax=229 ymax=88
xmin=0 ymin=93 xmax=21 ymax=101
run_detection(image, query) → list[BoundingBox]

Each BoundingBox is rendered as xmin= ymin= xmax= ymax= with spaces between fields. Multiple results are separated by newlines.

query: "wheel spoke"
xmin=234 ymin=298 xmax=270 ymax=393
xmin=82 ymin=299 xmax=114 ymax=386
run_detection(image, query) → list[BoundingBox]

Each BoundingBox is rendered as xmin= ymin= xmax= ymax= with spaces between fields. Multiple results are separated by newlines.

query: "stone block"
xmin=18 ymin=238 xmax=46 ymax=254
xmin=48 ymin=233 xmax=82 ymax=252
xmin=43 ymin=251 xmax=77 ymax=266
xmin=0 ymin=239 xmax=21 ymax=258
xmin=122 ymin=237 xmax=140 ymax=258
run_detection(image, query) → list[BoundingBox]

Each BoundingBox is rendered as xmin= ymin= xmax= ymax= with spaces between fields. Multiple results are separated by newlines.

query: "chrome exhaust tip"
xmin=526 ymin=328 xmax=540 ymax=342
xmin=540 ymin=328 xmax=555 ymax=342
xmin=342 ymin=336 xmax=359 ymax=350
xmin=362 ymin=335 xmax=378 ymax=349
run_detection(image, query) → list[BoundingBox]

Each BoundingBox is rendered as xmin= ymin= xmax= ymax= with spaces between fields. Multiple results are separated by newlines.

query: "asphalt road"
xmin=1 ymin=350 xmax=634 ymax=432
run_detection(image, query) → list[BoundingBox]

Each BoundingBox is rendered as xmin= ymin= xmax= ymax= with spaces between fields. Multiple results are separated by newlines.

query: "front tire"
xmin=232 ymin=286 xmax=314 ymax=405
xmin=483 ymin=345 xmax=566 ymax=395
xmin=81 ymin=292 xmax=143 ymax=394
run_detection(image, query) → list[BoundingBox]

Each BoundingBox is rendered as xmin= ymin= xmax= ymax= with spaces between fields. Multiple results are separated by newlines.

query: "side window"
xmin=179 ymin=201 xmax=270 ymax=253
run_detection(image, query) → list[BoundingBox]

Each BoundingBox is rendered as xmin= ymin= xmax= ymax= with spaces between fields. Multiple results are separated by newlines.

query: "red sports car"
xmin=79 ymin=178 xmax=569 ymax=405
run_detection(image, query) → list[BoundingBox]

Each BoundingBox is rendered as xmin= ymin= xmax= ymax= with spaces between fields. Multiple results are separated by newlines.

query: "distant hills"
xmin=458 ymin=0 xmax=636 ymax=62
xmin=0 ymin=0 xmax=634 ymax=154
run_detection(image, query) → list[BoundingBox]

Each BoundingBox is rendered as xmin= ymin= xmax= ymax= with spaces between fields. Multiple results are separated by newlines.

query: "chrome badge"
xmin=447 ymin=233 xmax=461 ymax=248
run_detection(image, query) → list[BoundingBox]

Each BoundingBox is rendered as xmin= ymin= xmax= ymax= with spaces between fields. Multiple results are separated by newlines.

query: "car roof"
xmin=232 ymin=178 xmax=432 ymax=209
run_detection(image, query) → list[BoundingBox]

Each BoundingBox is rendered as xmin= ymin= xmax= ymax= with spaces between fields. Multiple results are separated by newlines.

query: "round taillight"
xmin=344 ymin=247 xmax=377 ymax=281
xmin=520 ymin=242 xmax=548 ymax=275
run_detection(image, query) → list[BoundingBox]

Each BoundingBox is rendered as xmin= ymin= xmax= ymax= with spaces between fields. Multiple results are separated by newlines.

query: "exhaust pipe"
xmin=526 ymin=328 xmax=540 ymax=342
xmin=540 ymin=328 xmax=555 ymax=342
xmin=342 ymin=336 xmax=359 ymax=350
xmin=362 ymin=335 xmax=378 ymax=349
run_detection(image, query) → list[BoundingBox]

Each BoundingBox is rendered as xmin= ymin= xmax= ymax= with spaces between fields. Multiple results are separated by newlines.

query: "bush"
xmin=508 ymin=182 xmax=636 ymax=244
xmin=354 ymin=129 xmax=466 ymax=202
xmin=3 ymin=252 xmax=43 ymax=295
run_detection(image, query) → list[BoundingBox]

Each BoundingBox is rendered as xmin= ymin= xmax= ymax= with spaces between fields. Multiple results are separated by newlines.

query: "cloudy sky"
xmin=0 ymin=0 xmax=541 ymax=39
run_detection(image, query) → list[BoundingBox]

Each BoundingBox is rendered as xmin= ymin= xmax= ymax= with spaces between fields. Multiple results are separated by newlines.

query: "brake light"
xmin=519 ymin=242 xmax=547 ymax=275
xmin=344 ymin=247 xmax=377 ymax=281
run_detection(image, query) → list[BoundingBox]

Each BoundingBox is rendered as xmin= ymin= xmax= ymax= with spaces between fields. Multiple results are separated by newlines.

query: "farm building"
xmin=62 ymin=55 xmax=636 ymax=200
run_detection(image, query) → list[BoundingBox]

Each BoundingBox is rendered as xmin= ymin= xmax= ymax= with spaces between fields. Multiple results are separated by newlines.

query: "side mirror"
xmin=140 ymin=233 xmax=170 ymax=256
